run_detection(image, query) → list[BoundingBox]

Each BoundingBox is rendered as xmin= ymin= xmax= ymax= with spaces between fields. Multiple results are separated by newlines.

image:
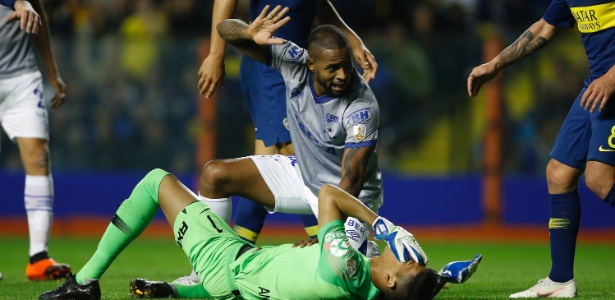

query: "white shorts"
xmin=0 ymin=71 xmax=48 ymax=141
xmin=250 ymin=154 xmax=374 ymax=253
xmin=249 ymin=155 xmax=319 ymax=216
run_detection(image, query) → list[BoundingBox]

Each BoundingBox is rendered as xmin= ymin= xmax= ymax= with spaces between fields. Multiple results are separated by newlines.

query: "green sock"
xmin=76 ymin=169 xmax=169 ymax=284
xmin=173 ymin=283 xmax=213 ymax=298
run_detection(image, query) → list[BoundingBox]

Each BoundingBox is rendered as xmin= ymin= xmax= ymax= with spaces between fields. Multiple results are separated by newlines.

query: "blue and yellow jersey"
xmin=544 ymin=0 xmax=615 ymax=77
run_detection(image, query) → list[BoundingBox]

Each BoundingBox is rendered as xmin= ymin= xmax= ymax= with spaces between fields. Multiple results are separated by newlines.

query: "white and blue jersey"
xmin=0 ymin=6 xmax=37 ymax=79
xmin=239 ymin=0 xmax=319 ymax=146
xmin=267 ymin=41 xmax=383 ymax=206
xmin=543 ymin=0 xmax=615 ymax=168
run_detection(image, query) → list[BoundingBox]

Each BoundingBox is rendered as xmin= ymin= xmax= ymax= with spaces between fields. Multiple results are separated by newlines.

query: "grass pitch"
xmin=1 ymin=236 xmax=614 ymax=299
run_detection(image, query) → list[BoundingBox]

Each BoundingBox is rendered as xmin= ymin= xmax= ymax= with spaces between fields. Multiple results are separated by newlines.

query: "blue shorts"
xmin=239 ymin=57 xmax=291 ymax=147
xmin=550 ymin=85 xmax=615 ymax=169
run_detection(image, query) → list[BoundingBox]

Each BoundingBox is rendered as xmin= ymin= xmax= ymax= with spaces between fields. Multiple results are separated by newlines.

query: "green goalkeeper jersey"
xmin=229 ymin=220 xmax=381 ymax=299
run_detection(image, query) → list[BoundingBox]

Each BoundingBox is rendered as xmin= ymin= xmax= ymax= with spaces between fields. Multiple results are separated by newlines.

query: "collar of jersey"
xmin=309 ymin=75 xmax=337 ymax=104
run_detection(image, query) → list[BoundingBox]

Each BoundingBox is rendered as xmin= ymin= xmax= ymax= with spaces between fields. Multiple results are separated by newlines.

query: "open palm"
xmin=248 ymin=5 xmax=291 ymax=45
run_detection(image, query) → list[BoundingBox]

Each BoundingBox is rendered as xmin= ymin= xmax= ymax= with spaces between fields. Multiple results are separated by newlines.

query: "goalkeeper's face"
xmin=372 ymin=245 xmax=426 ymax=286
xmin=372 ymin=246 xmax=435 ymax=299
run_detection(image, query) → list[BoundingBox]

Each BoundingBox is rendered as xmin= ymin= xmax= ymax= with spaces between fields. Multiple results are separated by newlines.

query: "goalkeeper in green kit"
xmin=39 ymin=169 xmax=480 ymax=300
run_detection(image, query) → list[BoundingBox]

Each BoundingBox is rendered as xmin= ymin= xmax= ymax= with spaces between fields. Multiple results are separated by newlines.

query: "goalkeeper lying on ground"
xmin=39 ymin=169 xmax=481 ymax=300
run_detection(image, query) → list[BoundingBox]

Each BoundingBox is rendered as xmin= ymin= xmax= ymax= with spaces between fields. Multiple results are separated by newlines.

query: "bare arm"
xmin=338 ymin=146 xmax=373 ymax=197
xmin=198 ymin=0 xmax=237 ymax=97
xmin=467 ymin=18 xmax=560 ymax=97
xmin=31 ymin=0 xmax=65 ymax=109
xmin=315 ymin=0 xmax=377 ymax=83
xmin=318 ymin=184 xmax=377 ymax=228
xmin=216 ymin=5 xmax=290 ymax=64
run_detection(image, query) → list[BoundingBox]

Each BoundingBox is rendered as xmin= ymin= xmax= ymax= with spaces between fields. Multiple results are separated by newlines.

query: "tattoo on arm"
xmin=217 ymin=20 xmax=265 ymax=62
xmin=498 ymin=30 xmax=548 ymax=69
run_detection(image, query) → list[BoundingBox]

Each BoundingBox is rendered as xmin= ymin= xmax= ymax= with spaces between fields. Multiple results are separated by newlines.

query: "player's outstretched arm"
xmin=198 ymin=0 xmax=238 ymax=98
xmin=316 ymin=0 xmax=377 ymax=83
xmin=217 ymin=5 xmax=290 ymax=64
xmin=467 ymin=18 xmax=559 ymax=97
xmin=5 ymin=0 xmax=40 ymax=34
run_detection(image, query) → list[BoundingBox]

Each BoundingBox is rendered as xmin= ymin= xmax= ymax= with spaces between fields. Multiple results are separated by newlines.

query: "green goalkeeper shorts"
xmin=173 ymin=201 xmax=250 ymax=299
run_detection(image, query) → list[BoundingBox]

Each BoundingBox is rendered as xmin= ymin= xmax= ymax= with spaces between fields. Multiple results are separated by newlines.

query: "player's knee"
xmin=200 ymin=160 xmax=230 ymax=193
xmin=583 ymin=173 xmax=612 ymax=199
xmin=139 ymin=168 xmax=171 ymax=195
xmin=21 ymin=145 xmax=49 ymax=172
xmin=546 ymin=161 xmax=578 ymax=192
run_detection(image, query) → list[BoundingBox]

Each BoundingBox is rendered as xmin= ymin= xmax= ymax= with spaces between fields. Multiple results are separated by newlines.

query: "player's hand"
xmin=6 ymin=0 xmax=40 ymax=34
xmin=438 ymin=254 xmax=482 ymax=284
xmin=467 ymin=62 xmax=500 ymax=97
xmin=292 ymin=237 xmax=318 ymax=248
xmin=49 ymin=73 xmax=66 ymax=109
xmin=580 ymin=72 xmax=615 ymax=112
xmin=249 ymin=5 xmax=291 ymax=45
xmin=372 ymin=217 xmax=429 ymax=265
xmin=197 ymin=55 xmax=225 ymax=98
xmin=352 ymin=46 xmax=378 ymax=84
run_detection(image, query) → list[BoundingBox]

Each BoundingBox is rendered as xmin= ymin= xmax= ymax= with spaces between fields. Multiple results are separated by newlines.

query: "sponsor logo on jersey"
xmin=348 ymin=108 xmax=373 ymax=125
xmin=294 ymin=113 xmax=339 ymax=156
xmin=326 ymin=238 xmax=350 ymax=257
xmin=599 ymin=145 xmax=615 ymax=152
xmin=571 ymin=2 xmax=615 ymax=33
xmin=285 ymin=45 xmax=304 ymax=62
xmin=290 ymin=87 xmax=304 ymax=99
xmin=326 ymin=113 xmax=339 ymax=123
xmin=353 ymin=125 xmax=366 ymax=141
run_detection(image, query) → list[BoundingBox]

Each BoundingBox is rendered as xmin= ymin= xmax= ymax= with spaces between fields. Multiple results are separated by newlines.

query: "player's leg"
xmin=511 ymin=90 xmax=589 ymax=298
xmin=232 ymin=139 xmax=280 ymax=243
xmin=3 ymin=72 xmax=70 ymax=281
xmin=585 ymin=160 xmax=615 ymax=204
xmin=583 ymin=101 xmax=615 ymax=205
xmin=199 ymin=156 xmax=276 ymax=215
xmin=16 ymin=137 xmax=71 ymax=280
xmin=40 ymin=169 xmax=189 ymax=299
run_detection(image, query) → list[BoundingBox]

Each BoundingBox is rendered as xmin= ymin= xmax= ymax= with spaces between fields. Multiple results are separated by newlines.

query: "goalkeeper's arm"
xmin=317 ymin=184 xmax=379 ymax=229
xmin=318 ymin=184 xmax=429 ymax=265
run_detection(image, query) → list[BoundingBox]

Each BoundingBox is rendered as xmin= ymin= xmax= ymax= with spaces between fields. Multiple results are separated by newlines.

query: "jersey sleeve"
xmin=317 ymin=220 xmax=370 ymax=291
xmin=343 ymin=96 xmax=379 ymax=148
xmin=267 ymin=41 xmax=309 ymax=81
xmin=543 ymin=0 xmax=575 ymax=28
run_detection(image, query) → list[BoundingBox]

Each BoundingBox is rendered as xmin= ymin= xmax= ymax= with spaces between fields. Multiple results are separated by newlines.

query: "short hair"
xmin=307 ymin=25 xmax=349 ymax=56
xmin=381 ymin=268 xmax=439 ymax=300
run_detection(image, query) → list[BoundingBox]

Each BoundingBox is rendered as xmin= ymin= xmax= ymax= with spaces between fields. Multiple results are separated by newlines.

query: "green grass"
xmin=1 ymin=236 xmax=615 ymax=299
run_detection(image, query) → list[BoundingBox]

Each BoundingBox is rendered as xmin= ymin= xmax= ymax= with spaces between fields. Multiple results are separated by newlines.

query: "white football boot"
xmin=510 ymin=277 xmax=577 ymax=298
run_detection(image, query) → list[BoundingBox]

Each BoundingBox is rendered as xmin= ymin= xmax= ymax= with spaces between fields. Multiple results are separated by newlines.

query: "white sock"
xmin=198 ymin=194 xmax=232 ymax=223
xmin=24 ymin=175 xmax=54 ymax=257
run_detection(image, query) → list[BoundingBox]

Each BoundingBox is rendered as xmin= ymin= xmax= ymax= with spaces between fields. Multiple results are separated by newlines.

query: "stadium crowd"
xmin=0 ymin=0 xmax=585 ymax=176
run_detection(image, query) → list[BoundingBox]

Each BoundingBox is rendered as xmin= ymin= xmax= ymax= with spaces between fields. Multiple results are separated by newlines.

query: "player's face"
xmin=309 ymin=47 xmax=354 ymax=97
xmin=370 ymin=246 xmax=426 ymax=291
xmin=381 ymin=245 xmax=425 ymax=274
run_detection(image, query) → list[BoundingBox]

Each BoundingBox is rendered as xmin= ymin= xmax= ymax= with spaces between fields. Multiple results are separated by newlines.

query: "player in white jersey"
xmin=194 ymin=5 xmax=382 ymax=254
xmin=0 ymin=0 xmax=69 ymax=281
